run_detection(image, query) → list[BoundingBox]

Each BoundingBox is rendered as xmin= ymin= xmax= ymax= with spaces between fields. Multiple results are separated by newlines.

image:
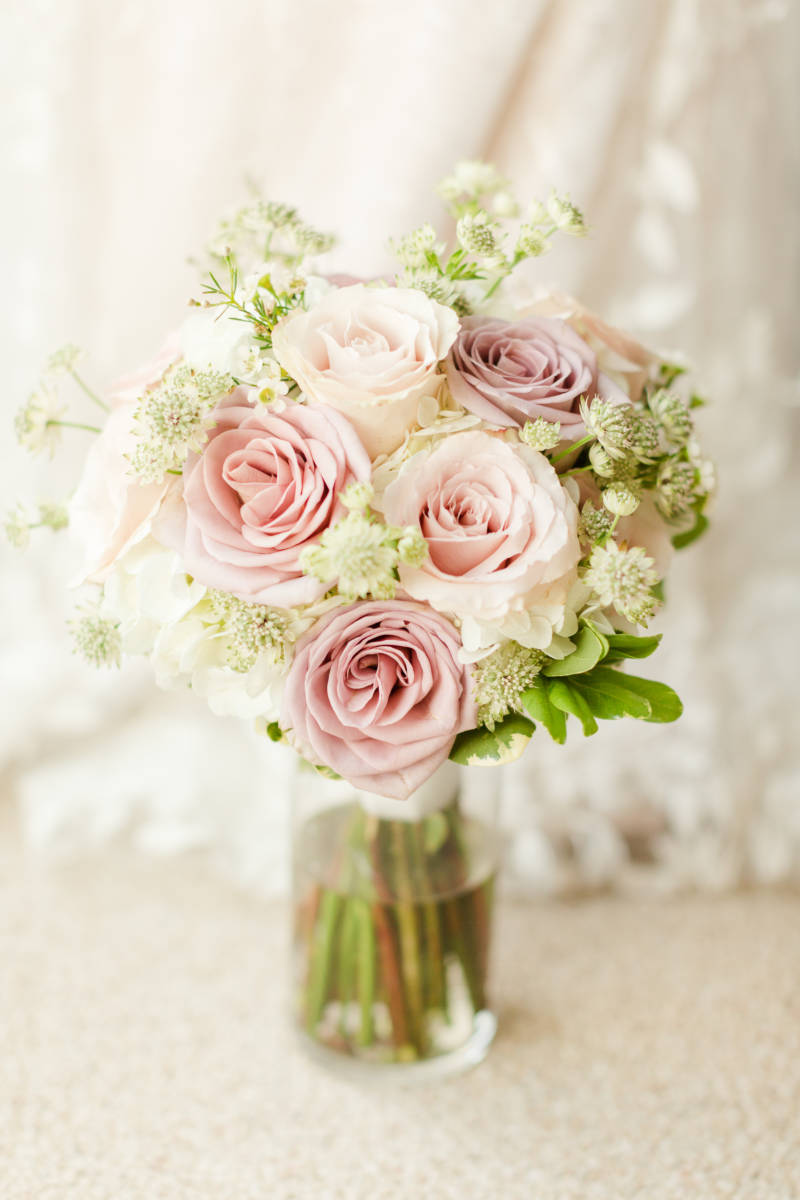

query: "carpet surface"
xmin=1 ymin=802 xmax=798 ymax=1200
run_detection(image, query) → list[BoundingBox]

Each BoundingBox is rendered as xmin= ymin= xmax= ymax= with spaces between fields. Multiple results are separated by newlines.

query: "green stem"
xmin=391 ymin=822 xmax=425 ymax=1054
xmin=305 ymin=890 xmax=343 ymax=1032
xmin=70 ymin=370 xmax=110 ymax=413
xmin=550 ymin=431 xmax=593 ymax=465
xmin=354 ymin=899 xmax=376 ymax=1046
xmin=47 ymin=419 xmax=101 ymax=434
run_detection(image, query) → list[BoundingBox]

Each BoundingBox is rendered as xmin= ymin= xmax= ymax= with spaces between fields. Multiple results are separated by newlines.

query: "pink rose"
xmin=69 ymin=402 xmax=171 ymax=584
xmin=174 ymin=390 xmax=371 ymax=606
xmin=519 ymin=293 xmax=660 ymax=403
xmin=281 ymin=601 xmax=476 ymax=799
xmin=381 ymin=431 xmax=580 ymax=635
xmin=445 ymin=315 xmax=628 ymax=442
xmin=272 ymin=284 xmax=460 ymax=458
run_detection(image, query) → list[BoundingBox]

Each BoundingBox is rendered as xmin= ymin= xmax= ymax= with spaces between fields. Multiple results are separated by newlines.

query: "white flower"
xmin=14 ymin=383 xmax=65 ymax=457
xmin=583 ymin=541 xmax=659 ymax=625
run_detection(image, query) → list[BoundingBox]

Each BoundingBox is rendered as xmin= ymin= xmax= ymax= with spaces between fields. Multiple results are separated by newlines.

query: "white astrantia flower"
xmin=472 ymin=641 xmax=546 ymax=730
xmin=128 ymin=362 xmax=233 ymax=482
xmin=520 ymin=417 xmax=561 ymax=452
xmin=456 ymin=210 xmax=500 ymax=259
xmin=437 ymin=161 xmax=509 ymax=208
xmin=14 ymin=383 xmax=67 ymax=457
xmin=70 ymin=603 xmax=122 ymax=669
xmin=45 ymin=343 xmax=84 ymax=376
xmin=602 ymin=480 xmax=641 ymax=517
xmin=4 ymin=503 xmax=31 ymax=548
xmin=583 ymin=542 xmax=659 ymax=626
xmin=546 ymin=191 xmax=588 ymax=236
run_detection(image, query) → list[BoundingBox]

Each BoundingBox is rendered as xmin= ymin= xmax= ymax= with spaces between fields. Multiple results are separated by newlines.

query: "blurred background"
xmin=1 ymin=0 xmax=798 ymax=897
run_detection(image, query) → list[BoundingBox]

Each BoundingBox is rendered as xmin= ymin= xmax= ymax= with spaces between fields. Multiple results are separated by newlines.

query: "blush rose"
xmin=281 ymin=600 xmax=476 ymax=799
xmin=173 ymin=390 xmax=371 ymax=607
xmin=272 ymin=284 xmax=460 ymax=458
xmin=381 ymin=430 xmax=580 ymax=639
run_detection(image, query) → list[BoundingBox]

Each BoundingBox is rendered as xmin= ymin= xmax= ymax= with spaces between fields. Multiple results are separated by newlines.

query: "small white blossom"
xmin=602 ymin=481 xmax=641 ymax=516
xmin=209 ymin=591 xmax=291 ymax=673
xmin=580 ymin=397 xmax=635 ymax=459
xmin=492 ymin=191 xmax=519 ymax=218
xmin=438 ymin=161 xmax=508 ymax=206
xmin=472 ymin=641 xmax=546 ymax=731
xmin=578 ymin=500 xmax=614 ymax=545
xmin=547 ymin=191 xmax=588 ymax=236
xmin=648 ymin=388 xmax=692 ymax=449
xmin=390 ymin=225 xmax=441 ymax=269
xmin=71 ymin=607 xmax=122 ymax=668
xmin=630 ymin=412 xmax=661 ymax=462
xmin=396 ymin=528 xmax=428 ymax=567
xmin=520 ymin=417 xmax=561 ymax=451
xmin=656 ymin=459 xmax=697 ymax=518
xmin=300 ymin=511 xmax=406 ymax=600
xmin=4 ymin=504 xmax=31 ymax=549
xmin=584 ymin=542 xmax=659 ymax=626
xmin=516 ymin=224 xmax=551 ymax=258
xmin=340 ymin=480 xmax=375 ymax=511
xmin=456 ymin=210 xmax=500 ymax=258
xmin=38 ymin=500 xmax=69 ymax=531
xmin=14 ymin=384 xmax=66 ymax=457
xmin=45 ymin=343 xmax=84 ymax=375
xmin=129 ymin=363 xmax=233 ymax=481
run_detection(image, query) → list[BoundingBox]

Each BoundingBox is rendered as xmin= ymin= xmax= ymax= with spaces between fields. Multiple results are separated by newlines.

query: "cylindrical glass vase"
xmin=291 ymin=759 xmax=500 ymax=1079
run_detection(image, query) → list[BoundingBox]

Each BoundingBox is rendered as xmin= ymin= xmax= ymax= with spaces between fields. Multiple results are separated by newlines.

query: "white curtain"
xmin=1 ymin=0 xmax=797 ymax=893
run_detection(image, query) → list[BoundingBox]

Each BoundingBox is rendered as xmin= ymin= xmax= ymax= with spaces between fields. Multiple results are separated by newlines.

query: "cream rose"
xmin=381 ymin=430 xmax=580 ymax=643
xmin=272 ymin=284 xmax=460 ymax=457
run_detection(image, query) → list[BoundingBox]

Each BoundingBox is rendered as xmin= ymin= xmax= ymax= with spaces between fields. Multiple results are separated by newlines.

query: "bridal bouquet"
xmin=10 ymin=162 xmax=715 ymax=1068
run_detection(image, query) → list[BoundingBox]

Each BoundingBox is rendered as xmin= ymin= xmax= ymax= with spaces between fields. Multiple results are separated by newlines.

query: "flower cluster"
xmin=9 ymin=163 xmax=715 ymax=800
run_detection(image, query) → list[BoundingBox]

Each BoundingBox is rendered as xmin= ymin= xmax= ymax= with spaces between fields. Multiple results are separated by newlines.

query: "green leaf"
xmin=450 ymin=713 xmax=535 ymax=766
xmin=543 ymin=624 xmax=608 ymax=677
xmin=520 ymin=678 xmax=567 ymax=744
xmin=603 ymin=633 xmax=663 ymax=664
xmin=568 ymin=667 xmax=653 ymax=721
xmin=596 ymin=670 xmax=683 ymax=723
xmin=651 ymin=580 xmax=666 ymax=603
xmin=689 ymin=393 xmax=707 ymax=409
xmin=548 ymin=679 xmax=598 ymax=736
xmin=265 ymin=721 xmax=284 ymax=743
xmin=671 ymin=512 xmax=709 ymax=550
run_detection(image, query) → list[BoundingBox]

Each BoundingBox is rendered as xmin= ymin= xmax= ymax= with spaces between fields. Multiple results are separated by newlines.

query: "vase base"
xmin=295 ymin=1009 xmax=497 ymax=1084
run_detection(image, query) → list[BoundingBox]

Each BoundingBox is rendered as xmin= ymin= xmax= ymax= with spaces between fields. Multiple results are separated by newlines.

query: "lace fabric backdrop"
xmin=1 ymin=0 xmax=797 ymax=895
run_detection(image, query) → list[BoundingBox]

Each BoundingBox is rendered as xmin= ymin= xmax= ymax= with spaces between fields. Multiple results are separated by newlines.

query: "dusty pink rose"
xmin=175 ymin=390 xmax=371 ymax=606
xmin=381 ymin=430 xmax=580 ymax=632
xmin=272 ymin=284 xmax=460 ymax=458
xmin=68 ymin=402 xmax=171 ymax=584
xmin=445 ymin=315 xmax=628 ymax=442
xmin=281 ymin=601 xmax=476 ymax=799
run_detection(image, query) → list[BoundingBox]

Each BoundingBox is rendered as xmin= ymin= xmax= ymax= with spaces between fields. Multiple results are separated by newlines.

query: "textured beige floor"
xmin=1 ymin=802 xmax=799 ymax=1200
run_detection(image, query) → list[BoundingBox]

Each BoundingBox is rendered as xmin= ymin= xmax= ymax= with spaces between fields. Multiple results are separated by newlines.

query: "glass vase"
xmin=291 ymin=758 xmax=500 ymax=1079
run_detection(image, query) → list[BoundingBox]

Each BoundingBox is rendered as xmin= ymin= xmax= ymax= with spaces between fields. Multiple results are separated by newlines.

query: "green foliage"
xmin=547 ymin=678 xmax=599 ymax=736
xmin=450 ymin=713 xmax=535 ymax=766
xmin=671 ymin=509 xmax=709 ymax=550
xmin=265 ymin=721 xmax=284 ymax=743
xmin=603 ymin=633 xmax=662 ymax=663
xmin=543 ymin=624 xmax=608 ymax=677
xmin=520 ymin=677 xmax=567 ymax=744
